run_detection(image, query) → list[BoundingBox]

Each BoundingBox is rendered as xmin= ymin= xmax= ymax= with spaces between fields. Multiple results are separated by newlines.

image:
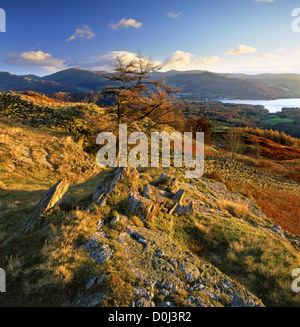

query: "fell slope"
xmin=0 ymin=93 xmax=299 ymax=308
xmin=0 ymin=166 xmax=299 ymax=307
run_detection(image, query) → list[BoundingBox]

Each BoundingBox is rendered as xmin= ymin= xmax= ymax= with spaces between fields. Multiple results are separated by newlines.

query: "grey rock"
xmin=135 ymin=298 xmax=155 ymax=307
xmin=82 ymin=231 xmax=113 ymax=264
xmin=97 ymin=274 xmax=105 ymax=285
xmin=173 ymin=188 xmax=185 ymax=204
xmin=110 ymin=215 xmax=119 ymax=224
xmin=87 ymin=244 xmax=113 ymax=264
xmin=187 ymin=296 xmax=207 ymax=307
xmin=271 ymin=224 xmax=285 ymax=237
xmin=160 ymin=289 xmax=170 ymax=297
xmin=2 ymin=179 xmax=69 ymax=246
xmin=76 ymin=293 xmax=106 ymax=307
xmin=85 ymin=277 xmax=97 ymax=291
xmin=157 ymin=173 xmax=169 ymax=184
xmin=133 ymin=288 xmax=153 ymax=299
xmin=158 ymin=301 xmax=175 ymax=307
xmin=87 ymin=167 xmax=139 ymax=212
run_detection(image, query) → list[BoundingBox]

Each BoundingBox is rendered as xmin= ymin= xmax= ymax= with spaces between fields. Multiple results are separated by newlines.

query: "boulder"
xmin=21 ymin=179 xmax=69 ymax=233
xmin=2 ymin=179 xmax=69 ymax=246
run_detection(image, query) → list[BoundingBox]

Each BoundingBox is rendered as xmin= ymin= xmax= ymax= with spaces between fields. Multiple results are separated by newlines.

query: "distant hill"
xmin=42 ymin=68 xmax=116 ymax=92
xmin=164 ymin=71 xmax=281 ymax=100
xmin=1 ymin=68 xmax=300 ymax=100
xmin=0 ymin=71 xmax=76 ymax=93
xmin=221 ymin=73 xmax=300 ymax=98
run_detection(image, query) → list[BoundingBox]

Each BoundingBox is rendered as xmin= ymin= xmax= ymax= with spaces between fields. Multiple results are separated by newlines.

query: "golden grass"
xmin=218 ymin=199 xmax=251 ymax=219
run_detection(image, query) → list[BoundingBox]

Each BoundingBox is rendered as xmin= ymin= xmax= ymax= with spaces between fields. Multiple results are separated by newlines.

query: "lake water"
xmin=219 ymin=98 xmax=300 ymax=113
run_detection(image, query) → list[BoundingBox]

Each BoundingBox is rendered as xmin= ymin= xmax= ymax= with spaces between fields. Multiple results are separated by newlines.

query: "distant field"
xmin=261 ymin=117 xmax=295 ymax=125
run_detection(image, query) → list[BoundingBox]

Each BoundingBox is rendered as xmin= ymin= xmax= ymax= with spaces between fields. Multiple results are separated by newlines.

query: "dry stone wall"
xmin=204 ymin=155 xmax=300 ymax=195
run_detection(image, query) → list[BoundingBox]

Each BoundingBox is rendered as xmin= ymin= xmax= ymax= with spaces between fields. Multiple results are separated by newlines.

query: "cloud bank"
xmin=5 ymin=50 xmax=67 ymax=72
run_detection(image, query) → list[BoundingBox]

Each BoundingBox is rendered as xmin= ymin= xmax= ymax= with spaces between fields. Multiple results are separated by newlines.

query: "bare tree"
xmin=223 ymin=127 xmax=244 ymax=160
xmin=96 ymin=54 xmax=184 ymax=163
xmin=97 ymin=54 xmax=184 ymax=132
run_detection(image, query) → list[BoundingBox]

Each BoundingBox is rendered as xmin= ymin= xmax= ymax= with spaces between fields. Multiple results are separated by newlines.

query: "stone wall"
xmin=204 ymin=155 xmax=300 ymax=195
xmin=0 ymin=92 xmax=90 ymax=137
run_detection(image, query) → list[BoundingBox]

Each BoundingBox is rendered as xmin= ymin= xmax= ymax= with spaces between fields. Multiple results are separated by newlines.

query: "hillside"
xmin=165 ymin=72 xmax=281 ymax=100
xmin=2 ymin=68 xmax=300 ymax=100
xmin=43 ymin=68 xmax=116 ymax=92
xmin=0 ymin=71 xmax=76 ymax=93
xmin=0 ymin=93 xmax=299 ymax=307
xmin=0 ymin=164 xmax=299 ymax=307
xmin=223 ymin=73 xmax=300 ymax=98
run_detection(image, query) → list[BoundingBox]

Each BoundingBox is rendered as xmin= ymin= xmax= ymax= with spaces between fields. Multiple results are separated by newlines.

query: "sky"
xmin=1 ymin=0 xmax=300 ymax=76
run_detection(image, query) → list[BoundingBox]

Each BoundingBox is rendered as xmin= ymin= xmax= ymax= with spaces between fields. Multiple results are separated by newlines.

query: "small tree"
xmin=98 ymin=54 xmax=183 ymax=131
xmin=223 ymin=127 xmax=244 ymax=160
xmin=97 ymin=54 xmax=184 ymax=162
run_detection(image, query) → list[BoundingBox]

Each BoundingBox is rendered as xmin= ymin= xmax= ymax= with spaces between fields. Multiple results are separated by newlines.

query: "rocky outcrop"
xmin=23 ymin=179 xmax=69 ymax=233
xmin=87 ymin=167 xmax=139 ymax=212
xmin=128 ymin=193 xmax=164 ymax=221
xmin=82 ymin=230 xmax=113 ymax=264
xmin=0 ymin=92 xmax=85 ymax=135
xmin=76 ymin=293 xmax=106 ymax=307
xmin=118 ymin=226 xmax=264 ymax=307
xmin=2 ymin=179 xmax=69 ymax=246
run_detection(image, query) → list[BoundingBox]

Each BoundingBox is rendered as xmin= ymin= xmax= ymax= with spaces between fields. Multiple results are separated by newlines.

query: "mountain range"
xmin=1 ymin=68 xmax=300 ymax=100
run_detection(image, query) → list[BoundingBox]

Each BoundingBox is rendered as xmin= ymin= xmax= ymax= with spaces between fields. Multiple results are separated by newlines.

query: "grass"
xmin=0 ymin=118 xmax=101 ymax=190
xmin=1 ymin=165 xmax=300 ymax=307
xmin=218 ymin=199 xmax=251 ymax=219
xmin=262 ymin=117 xmax=295 ymax=126
xmin=0 ymin=92 xmax=299 ymax=307
xmin=171 ymin=209 xmax=300 ymax=307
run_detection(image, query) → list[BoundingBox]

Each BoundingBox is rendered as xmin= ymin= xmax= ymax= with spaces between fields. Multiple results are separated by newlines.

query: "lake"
xmin=219 ymin=98 xmax=300 ymax=113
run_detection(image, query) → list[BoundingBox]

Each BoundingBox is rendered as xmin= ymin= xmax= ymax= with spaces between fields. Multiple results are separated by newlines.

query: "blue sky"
xmin=1 ymin=0 xmax=300 ymax=76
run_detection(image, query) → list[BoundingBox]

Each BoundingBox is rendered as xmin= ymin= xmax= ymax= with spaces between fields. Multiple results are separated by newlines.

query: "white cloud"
xmin=225 ymin=45 xmax=257 ymax=55
xmin=166 ymin=12 xmax=182 ymax=19
xmin=66 ymin=25 xmax=95 ymax=42
xmin=277 ymin=47 xmax=288 ymax=53
xmin=255 ymin=0 xmax=275 ymax=2
xmin=195 ymin=56 xmax=221 ymax=67
xmin=70 ymin=51 xmax=161 ymax=72
xmin=72 ymin=50 xmax=221 ymax=72
xmin=294 ymin=49 xmax=300 ymax=55
xmin=108 ymin=18 xmax=142 ymax=30
xmin=20 ymin=50 xmax=52 ymax=61
xmin=162 ymin=50 xmax=194 ymax=69
xmin=251 ymin=53 xmax=278 ymax=62
xmin=41 ymin=66 xmax=62 ymax=73
xmin=260 ymin=53 xmax=278 ymax=58
xmin=5 ymin=50 xmax=67 ymax=72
